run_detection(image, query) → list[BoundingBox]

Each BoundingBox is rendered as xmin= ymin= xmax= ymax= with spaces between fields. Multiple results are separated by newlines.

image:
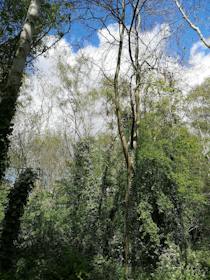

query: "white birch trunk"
xmin=6 ymin=0 xmax=41 ymax=90
xmin=0 ymin=0 xmax=41 ymax=180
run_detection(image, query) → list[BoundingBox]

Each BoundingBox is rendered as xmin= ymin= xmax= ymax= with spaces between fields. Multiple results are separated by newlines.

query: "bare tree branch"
xmin=174 ymin=0 xmax=210 ymax=48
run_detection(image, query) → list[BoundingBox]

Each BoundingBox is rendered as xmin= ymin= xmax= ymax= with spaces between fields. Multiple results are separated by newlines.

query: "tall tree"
xmin=101 ymin=1 xmax=163 ymax=276
xmin=0 ymin=0 xmax=41 ymax=181
xmin=87 ymin=0 xmax=172 ymax=277
xmin=0 ymin=0 xmax=72 ymax=181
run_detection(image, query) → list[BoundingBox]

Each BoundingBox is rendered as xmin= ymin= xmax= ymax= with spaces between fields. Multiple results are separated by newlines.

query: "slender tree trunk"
xmin=0 ymin=0 xmax=41 ymax=181
xmin=111 ymin=1 xmax=142 ymax=277
xmin=124 ymin=156 xmax=133 ymax=278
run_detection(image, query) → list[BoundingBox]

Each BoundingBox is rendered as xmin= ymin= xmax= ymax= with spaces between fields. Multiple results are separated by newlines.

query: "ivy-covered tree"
xmin=0 ymin=0 xmax=72 ymax=181
xmin=0 ymin=168 xmax=36 ymax=274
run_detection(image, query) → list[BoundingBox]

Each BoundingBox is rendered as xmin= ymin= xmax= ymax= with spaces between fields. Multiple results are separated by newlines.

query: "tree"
xmin=133 ymin=95 xmax=208 ymax=270
xmin=0 ymin=0 xmax=41 ymax=181
xmin=0 ymin=168 xmax=36 ymax=273
xmin=0 ymin=0 xmax=72 ymax=181
xmin=88 ymin=1 xmax=172 ymax=276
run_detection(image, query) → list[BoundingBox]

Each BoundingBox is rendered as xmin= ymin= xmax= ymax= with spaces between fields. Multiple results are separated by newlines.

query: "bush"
xmin=151 ymin=245 xmax=206 ymax=280
xmin=15 ymin=247 xmax=91 ymax=280
xmin=90 ymin=255 xmax=124 ymax=280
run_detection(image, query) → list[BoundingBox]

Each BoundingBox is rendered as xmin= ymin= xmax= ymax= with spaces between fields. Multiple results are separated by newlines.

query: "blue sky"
xmin=65 ymin=0 xmax=210 ymax=65
xmin=19 ymin=1 xmax=210 ymax=135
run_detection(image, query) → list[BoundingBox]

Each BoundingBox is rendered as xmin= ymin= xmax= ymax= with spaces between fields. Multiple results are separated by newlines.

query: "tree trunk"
xmin=124 ymin=155 xmax=135 ymax=279
xmin=0 ymin=169 xmax=36 ymax=272
xmin=0 ymin=0 xmax=41 ymax=181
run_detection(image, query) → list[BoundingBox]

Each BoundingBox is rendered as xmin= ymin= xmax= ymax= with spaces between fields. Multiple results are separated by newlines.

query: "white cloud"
xmin=14 ymin=24 xmax=210 ymax=136
xmin=78 ymin=23 xmax=171 ymax=81
xmin=185 ymin=41 xmax=210 ymax=88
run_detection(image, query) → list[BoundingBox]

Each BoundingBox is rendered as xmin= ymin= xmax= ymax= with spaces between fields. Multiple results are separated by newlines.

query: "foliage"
xmin=1 ymin=84 xmax=209 ymax=278
xmin=152 ymin=245 xmax=206 ymax=280
xmin=0 ymin=169 xmax=36 ymax=273
xmin=16 ymin=247 xmax=91 ymax=280
xmin=0 ymin=3 xmax=210 ymax=275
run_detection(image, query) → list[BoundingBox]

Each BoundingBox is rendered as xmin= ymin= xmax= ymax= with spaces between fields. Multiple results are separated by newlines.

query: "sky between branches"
xmin=16 ymin=21 xmax=210 ymax=134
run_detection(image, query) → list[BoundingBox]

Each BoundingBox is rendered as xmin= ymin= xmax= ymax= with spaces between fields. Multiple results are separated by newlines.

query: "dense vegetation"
xmin=0 ymin=0 xmax=209 ymax=279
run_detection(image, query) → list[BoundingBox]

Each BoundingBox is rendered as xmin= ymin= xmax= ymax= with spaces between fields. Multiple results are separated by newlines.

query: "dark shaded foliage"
xmin=0 ymin=168 xmax=36 ymax=272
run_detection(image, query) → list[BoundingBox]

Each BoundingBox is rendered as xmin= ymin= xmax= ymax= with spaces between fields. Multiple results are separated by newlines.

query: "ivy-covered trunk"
xmin=0 ymin=168 xmax=36 ymax=273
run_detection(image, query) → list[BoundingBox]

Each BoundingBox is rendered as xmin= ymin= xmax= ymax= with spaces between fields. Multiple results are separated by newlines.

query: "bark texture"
xmin=0 ymin=0 xmax=41 ymax=181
